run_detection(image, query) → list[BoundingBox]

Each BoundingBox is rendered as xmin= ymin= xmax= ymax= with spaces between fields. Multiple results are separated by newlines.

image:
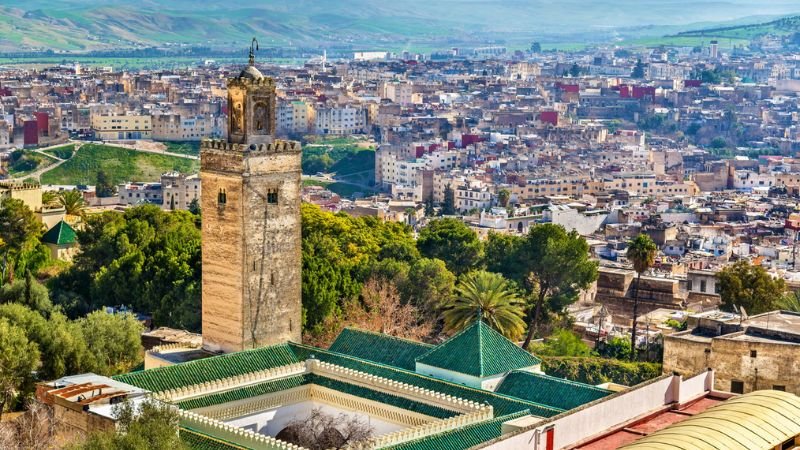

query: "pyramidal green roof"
xmin=415 ymin=320 xmax=541 ymax=378
xmin=495 ymin=370 xmax=612 ymax=410
xmin=41 ymin=220 xmax=76 ymax=246
xmin=329 ymin=328 xmax=433 ymax=371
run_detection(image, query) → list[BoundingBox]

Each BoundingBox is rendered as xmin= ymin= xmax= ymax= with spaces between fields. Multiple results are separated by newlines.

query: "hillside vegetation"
xmin=40 ymin=143 xmax=198 ymax=186
xmin=673 ymin=15 xmax=800 ymax=40
xmin=3 ymin=1 xmax=800 ymax=51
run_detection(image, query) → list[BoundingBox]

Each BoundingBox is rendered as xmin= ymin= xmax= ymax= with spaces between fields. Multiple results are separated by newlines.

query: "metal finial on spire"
xmin=249 ymin=37 xmax=259 ymax=66
xmin=477 ymin=306 xmax=483 ymax=323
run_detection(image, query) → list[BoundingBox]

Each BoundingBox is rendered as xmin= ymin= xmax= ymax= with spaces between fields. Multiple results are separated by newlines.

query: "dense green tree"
xmin=717 ymin=260 xmax=786 ymax=315
xmin=569 ymin=63 xmax=582 ymax=77
xmin=0 ymin=319 xmax=39 ymax=420
xmin=626 ymin=234 xmax=657 ymax=360
xmin=441 ymin=185 xmax=456 ymax=215
xmin=530 ymin=329 xmax=592 ymax=357
xmin=95 ymin=170 xmax=115 ymax=198
xmin=519 ymin=224 xmax=598 ymax=349
xmin=51 ymin=205 xmax=201 ymax=331
xmin=187 ymin=198 xmax=201 ymax=216
xmin=417 ymin=218 xmax=482 ymax=275
xmin=0 ymin=303 xmax=90 ymax=381
xmin=72 ymin=398 xmax=187 ymax=450
xmin=403 ymin=258 xmax=456 ymax=318
xmin=484 ymin=232 xmax=525 ymax=282
xmin=79 ymin=311 xmax=143 ymax=376
xmin=301 ymin=204 xmax=418 ymax=331
xmin=530 ymin=42 xmax=542 ymax=53
xmin=0 ymin=198 xmax=44 ymax=283
xmin=441 ymin=271 xmax=526 ymax=339
xmin=631 ymin=59 xmax=646 ymax=78
xmin=597 ymin=336 xmax=633 ymax=360
xmin=0 ymin=272 xmax=52 ymax=314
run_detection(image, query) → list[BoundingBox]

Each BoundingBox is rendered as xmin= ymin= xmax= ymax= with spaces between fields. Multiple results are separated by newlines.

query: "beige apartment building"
xmin=152 ymin=114 xmax=223 ymax=141
xmin=162 ymin=172 xmax=201 ymax=211
xmin=276 ymin=101 xmax=315 ymax=135
xmin=91 ymin=114 xmax=152 ymax=140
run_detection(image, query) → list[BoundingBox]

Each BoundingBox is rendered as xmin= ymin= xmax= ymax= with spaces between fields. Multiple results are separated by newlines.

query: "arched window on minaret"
xmin=218 ymin=188 xmax=227 ymax=205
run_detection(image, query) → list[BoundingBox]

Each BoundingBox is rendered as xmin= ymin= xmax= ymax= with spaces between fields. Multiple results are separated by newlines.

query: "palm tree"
xmin=59 ymin=189 xmax=85 ymax=216
xmin=41 ymin=191 xmax=58 ymax=207
xmin=441 ymin=270 xmax=526 ymax=339
xmin=626 ymin=234 xmax=658 ymax=361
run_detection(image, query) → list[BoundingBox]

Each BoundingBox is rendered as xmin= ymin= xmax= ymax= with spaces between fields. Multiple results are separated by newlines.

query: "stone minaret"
xmin=200 ymin=42 xmax=302 ymax=353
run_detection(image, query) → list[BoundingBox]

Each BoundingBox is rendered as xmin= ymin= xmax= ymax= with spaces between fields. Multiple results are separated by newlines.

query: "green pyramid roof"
xmin=415 ymin=320 xmax=541 ymax=378
xmin=41 ymin=220 xmax=76 ymax=246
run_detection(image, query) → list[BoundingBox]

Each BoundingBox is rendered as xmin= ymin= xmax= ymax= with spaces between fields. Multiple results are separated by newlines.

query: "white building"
xmin=162 ymin=172 xmax=201 ymax=211
xmin=315 ymin=105 xmax=368 ymax=135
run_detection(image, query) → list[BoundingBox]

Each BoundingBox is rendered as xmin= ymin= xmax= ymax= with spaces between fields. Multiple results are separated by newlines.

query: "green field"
xmin=161 ymin=141 xmax=201 ymax=156
xmin=40 ymin=144 xmax=198 ymax=186
xmin=43 ymin=144 xmax=76 ymax=160
xmin=7 ymin=149 xmax=59 ymax=177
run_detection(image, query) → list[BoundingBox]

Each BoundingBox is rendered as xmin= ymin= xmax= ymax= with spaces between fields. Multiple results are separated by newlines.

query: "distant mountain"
xmin=2 ymin=0 xmax=800 ymax=52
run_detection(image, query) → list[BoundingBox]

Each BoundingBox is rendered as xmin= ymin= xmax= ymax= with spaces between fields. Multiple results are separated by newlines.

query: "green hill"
xmin=673 ymin=15 xmax=800 ymax=40
xmin=2 ymin=1 xmax=800 ymax=52
xmin=40 ymin=144 xmax=198 ymax=186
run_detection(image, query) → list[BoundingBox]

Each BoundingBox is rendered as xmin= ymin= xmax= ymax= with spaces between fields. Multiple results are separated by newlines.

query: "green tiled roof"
xmin=41 ymin=220 xmax=76 ymax=245
xmin=289 ymin=343 xmax=563 ymax=418
xmin=312 ymin=375 xmax=458 ymax=419
xmin=178 ymin=374 xmax=311 ymax=410
xmin=329 ymin=328 xmax=434 ymax=371
xmin=180 ymin=427 xmax=247 ymax=450
xmin=494 ymin=370 xmax=612 ymax=411
xmin=381 ymin=411 xmax=530 ymax=450
xmin=177 ymin=373 xmax=457 ymax=419
xmin=415 ymin=320 xmax=541 ymax=378
xmin=113 ymin=343 xmax=301 ymax=392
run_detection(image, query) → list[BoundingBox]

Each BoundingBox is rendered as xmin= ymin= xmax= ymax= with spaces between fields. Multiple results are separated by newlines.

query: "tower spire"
xmin=249 ymin=37 xmax=259 ymax=66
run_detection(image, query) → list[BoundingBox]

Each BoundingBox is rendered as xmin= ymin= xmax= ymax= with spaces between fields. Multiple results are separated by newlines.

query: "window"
xmin=774 ymin=385 xmax=786 ymax=392
xmin=218 ymin=188 xmax=227 ymax=205
xmin=267 ymin=189 xmax=278 ymax=204
xmin=700 ymin=280 xmax=707 ymax=293
xmin=687 ymin=280 xmax=693 ymax=291
xmin=750 ymin=350 xmax=757 ymax=358
xmin=731 ymin=380 xmax=744 ymax=394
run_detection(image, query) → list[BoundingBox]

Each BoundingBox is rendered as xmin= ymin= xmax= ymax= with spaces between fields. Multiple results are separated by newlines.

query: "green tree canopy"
xmin=0 ymin=318 xmax=39 ymax=419
xmin=530 ymin=328 xmax=592 ymax=357
xmin=631 ymin=59 xmax=646 ymax=78
xmin=417 ymin=218 xmax=482 ymax=275
xmin=301 ymin=204 xmax=419 ymax=332
xmin=0 ymin=198 xmax=45 ymax=283
xmin=717 ymin=260 xmax=786 ymax=315
xmin=0 ymin=271 xmax=53 ymax=314
xmin=520 ymin=224 xmax=598 ymax=348
xmin=71 ymin=398 xmax=186 ymax=450
xmin=51 ymin=205 xmax=201 ymax=331
xmin=402 ymin=257 xmax=456 ymax=319
xmin=441 ymin=270 xmax=526 ymax=339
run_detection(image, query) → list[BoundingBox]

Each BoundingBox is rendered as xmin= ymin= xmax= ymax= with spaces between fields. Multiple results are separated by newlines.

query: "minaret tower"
xmin=200 ymin=39 xmax=302 ymax=353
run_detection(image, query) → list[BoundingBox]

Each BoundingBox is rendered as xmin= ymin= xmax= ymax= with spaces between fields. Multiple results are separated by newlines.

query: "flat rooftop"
xmin=573 ymin=395 xmax=726 ymax=449
xmin=744 ymin=311 xmax=800 ymax=334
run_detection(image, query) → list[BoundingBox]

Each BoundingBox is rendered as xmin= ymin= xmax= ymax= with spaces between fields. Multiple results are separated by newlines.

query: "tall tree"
xmin=403 ymin=257 xmax=456 ymax=319
xmin=0 ymin=319 xmax=39 ymax=420
xmin=95 ymin=170 xmax=115 ymax=198
xmin=79 ymin=311 xmax=143 ymax=376
xmin=0 ymin=198 xmax=44 ymax=283
xmin=520 ymin=224 xmax=598 ymax=349
xmin=632 ymin=59 xmax=646 ymax=78
xmin=417 ymin=218 xmax=482 ymax=275
xmin=718 ymin=260 xmax=786 ymax=315
xmin=497 ymin=189 xmax=511 ymax=207
xmin=441 ymin=185 xmax=456 ymax=215
xmin=626 ymin=234 xmax=657 ymax=360
xmin=441 ymin=270 xmax=526 ymax=339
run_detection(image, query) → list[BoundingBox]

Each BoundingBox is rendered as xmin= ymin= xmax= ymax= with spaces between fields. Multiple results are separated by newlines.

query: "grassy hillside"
xmin=40 ymin=143 xmax=198 ymax=186
xmin=2 ymin=1 xmax=800 ymax=52
xmin=673 ymin=15 xmax=800 ymax=40
xmin=6 ymin=149 xmax=60 ymax=177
